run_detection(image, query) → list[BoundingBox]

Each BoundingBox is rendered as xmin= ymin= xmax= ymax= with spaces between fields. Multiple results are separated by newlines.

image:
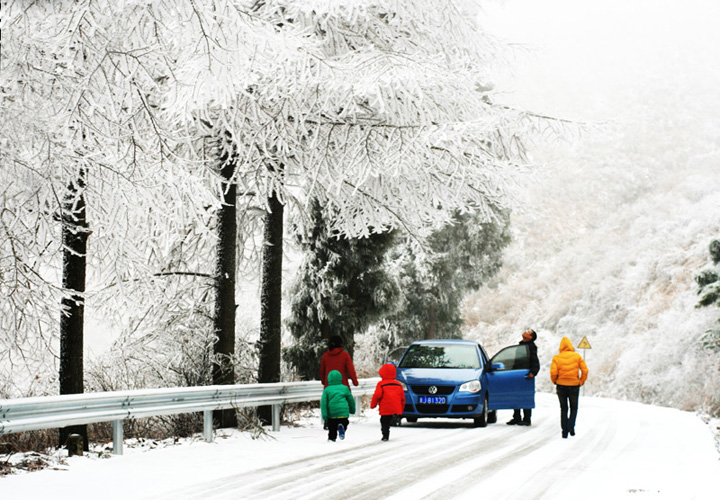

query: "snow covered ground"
xmin=2 ymin=393 xmax=718 ymax=499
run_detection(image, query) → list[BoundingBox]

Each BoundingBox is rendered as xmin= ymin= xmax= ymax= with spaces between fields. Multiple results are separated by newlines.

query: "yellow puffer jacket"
xmin=550 ymin=337 xmax=589 ymax=386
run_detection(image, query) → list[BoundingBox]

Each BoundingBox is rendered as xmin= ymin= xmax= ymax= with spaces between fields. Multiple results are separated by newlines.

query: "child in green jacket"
xmin=321 ymin=369 xmax=356 ymax=441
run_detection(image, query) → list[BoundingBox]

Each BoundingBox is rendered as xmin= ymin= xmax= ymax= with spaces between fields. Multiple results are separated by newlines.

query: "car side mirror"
xmin=490 ymin=362 xmax=505 ymax=371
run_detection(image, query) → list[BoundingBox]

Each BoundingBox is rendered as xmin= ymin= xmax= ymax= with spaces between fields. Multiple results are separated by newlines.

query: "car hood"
xmin=397 ymin=368 xmax=481 ymax=385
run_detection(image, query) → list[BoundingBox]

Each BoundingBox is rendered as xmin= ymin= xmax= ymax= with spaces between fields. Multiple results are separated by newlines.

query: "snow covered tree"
xmin=385 ymin=209 xmax=511 ymax=345
xmin=58 ymin=166 xmax=91 ymax=449
xmin=1 ymin=1 xmax=280 ymax=407
xmin=695 ymin=240 xmax=720 ymax=306
xmin=1 ymin=1 xmax=179 ymax=446
xmin=284 ymin=198 xmax=397 ymax=381
xmin=212 ymin=141 xmax=240 ymax=428
xmin=236 ymin=0 xmax=542 ymax=393
xmin=2 ymin=0 xmax=548 ymax=431
xmin=695 ymin=239 xmax=720 ymax=350
xmin=257 ymin=163 xmax=285 ymax=423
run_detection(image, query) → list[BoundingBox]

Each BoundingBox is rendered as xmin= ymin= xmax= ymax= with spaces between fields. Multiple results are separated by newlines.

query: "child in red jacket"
xmin=370 ymin=363 xmax=406 ymax=441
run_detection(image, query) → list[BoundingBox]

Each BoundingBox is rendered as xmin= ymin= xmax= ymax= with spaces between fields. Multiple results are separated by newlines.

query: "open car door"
xmin=486 ymin=344 xmax=535 ymax=411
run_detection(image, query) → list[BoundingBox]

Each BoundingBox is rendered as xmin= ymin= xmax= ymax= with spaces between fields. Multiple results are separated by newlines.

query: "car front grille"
xmin=416 ymin=404 xmax=450 ymax=414
xmin=410 ymin=385 xmax=455 ymax=395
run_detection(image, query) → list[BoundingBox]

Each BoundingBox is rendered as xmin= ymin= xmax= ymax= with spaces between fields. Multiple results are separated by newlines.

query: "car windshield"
xmin=398 ymin=344 xmax=481 ymax=369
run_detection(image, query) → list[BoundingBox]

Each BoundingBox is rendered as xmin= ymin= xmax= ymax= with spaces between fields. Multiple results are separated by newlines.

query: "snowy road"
xmin=3 ymin=393 xmax=718 ymax=499
xmin=162 ymin=394 xmax=717 ymax=500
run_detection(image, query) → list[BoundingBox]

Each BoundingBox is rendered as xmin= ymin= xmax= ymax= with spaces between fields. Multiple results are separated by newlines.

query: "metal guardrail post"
xmin=271 ymin=404 xmax=281 ymax=432
xmin=355 ymin=395 xmax=362 ymax=413
xmin=203 ymin=410 xmax=213 ymax=442
xmin=112 ymin=420 xmax=123 ymax=456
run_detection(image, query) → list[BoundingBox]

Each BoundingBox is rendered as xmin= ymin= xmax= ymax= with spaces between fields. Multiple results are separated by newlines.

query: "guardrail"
xmin=0 ymin=378 xmax=380 ymax=455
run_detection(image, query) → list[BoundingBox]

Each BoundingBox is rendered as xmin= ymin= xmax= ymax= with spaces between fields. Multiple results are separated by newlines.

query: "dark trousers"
xmin=556 ymin=385 xmax=580 ymax=435
xmin=327 ymin=417 xmax=349 ymax=441
xmin=513 ymin=408 xmax=532 ymax=422
xmin=380 ymin=415 xmax=396 ymax=439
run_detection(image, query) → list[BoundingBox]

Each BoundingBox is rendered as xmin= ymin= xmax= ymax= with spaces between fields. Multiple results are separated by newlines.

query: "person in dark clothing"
xmin=507 ymin=329 xmax=540 ymax=426
xmin=320 ymin=335 xmax=358 ymax=431
xmin=320 ymin=335 xmax=359 ymax=388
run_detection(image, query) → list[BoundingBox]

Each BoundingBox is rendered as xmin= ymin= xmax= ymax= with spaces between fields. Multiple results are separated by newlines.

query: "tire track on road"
xmin=165 ymin=423 xmax=523 ymax=500
xmin=354 ymin=425 xmax=558 ymax=500
xmin=390 ymin=419 xmax=560 ymax=500
xmin=434 ymin=401 xmax=622 ymax=499
xmin=163 ymin=424 xmax=469 ymax=499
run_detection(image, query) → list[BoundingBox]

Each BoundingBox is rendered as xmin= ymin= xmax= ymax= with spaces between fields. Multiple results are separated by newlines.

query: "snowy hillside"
xmin=465 ymin=0 xmax=720 ymax=413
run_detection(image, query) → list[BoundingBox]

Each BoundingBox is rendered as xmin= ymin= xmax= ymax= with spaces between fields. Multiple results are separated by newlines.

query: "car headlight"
xmin=458 ymin=380 xmax=481 ymax=393
xmin=399 ymin=381 xmax=408 ymax=392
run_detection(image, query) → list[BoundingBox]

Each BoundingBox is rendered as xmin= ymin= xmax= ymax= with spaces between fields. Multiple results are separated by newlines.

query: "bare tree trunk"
xmin=59 ymin=167 xmax=89 ymax=450
xmin=257 ymin=166 xmax=284 ymax=425
xmin=213 ymin=151 xmax=238 ymax=428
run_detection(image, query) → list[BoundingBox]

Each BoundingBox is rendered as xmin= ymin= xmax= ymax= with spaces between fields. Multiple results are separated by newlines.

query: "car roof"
xmin=409 ymin=339 xmax=478 ymax=345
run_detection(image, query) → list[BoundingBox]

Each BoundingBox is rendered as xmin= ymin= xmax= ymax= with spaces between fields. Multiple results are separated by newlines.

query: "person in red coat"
xmin=320 ymin=335 xmax=359 ymax=388
xmin=370 ymin=363 xmax=406 ymax=441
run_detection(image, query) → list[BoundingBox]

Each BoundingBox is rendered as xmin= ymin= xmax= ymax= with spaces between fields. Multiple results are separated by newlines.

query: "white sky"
xmin=481 ymin=0 xmax=720 ymax=121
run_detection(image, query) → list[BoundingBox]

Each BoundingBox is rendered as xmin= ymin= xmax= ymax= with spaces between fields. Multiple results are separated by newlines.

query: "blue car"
xmin=395 ymin=339 xmax=535 ymax=427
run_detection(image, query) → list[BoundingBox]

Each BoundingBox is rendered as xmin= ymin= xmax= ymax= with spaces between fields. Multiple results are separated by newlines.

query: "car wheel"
xmin=488 ymin=410 xmax=497 ymax=424
xmin=405 ymin=417 xmax=418 ymax=423
xmin=473 ymin=396 xmax=488 ymax=427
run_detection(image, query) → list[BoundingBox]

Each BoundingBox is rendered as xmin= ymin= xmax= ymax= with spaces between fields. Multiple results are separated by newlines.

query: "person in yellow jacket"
xmin=550 ymin=337 xmax=589 ymax=439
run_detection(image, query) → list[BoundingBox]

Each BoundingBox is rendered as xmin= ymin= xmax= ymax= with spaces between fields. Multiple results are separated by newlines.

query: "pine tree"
xmin=285 ymin=199 xmax=397 ymax=381
xmin=695 ymin=239 xmax=720 ymax=350
xmin=386 ymin=209 xmax=511 ymax=345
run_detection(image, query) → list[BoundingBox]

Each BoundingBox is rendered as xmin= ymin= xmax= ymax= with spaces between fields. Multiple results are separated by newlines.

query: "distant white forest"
xmin=460 ymin=0 xmax=720 ymax=415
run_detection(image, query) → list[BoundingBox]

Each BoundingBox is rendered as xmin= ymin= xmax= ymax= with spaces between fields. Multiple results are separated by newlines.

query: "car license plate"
xmin=419 ymin=396 xmax=446 ymax=404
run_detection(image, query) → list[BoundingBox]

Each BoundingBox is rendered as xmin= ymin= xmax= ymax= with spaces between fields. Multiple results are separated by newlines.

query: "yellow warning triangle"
xmin=577 ymin=337 xmax=591 ymax=349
